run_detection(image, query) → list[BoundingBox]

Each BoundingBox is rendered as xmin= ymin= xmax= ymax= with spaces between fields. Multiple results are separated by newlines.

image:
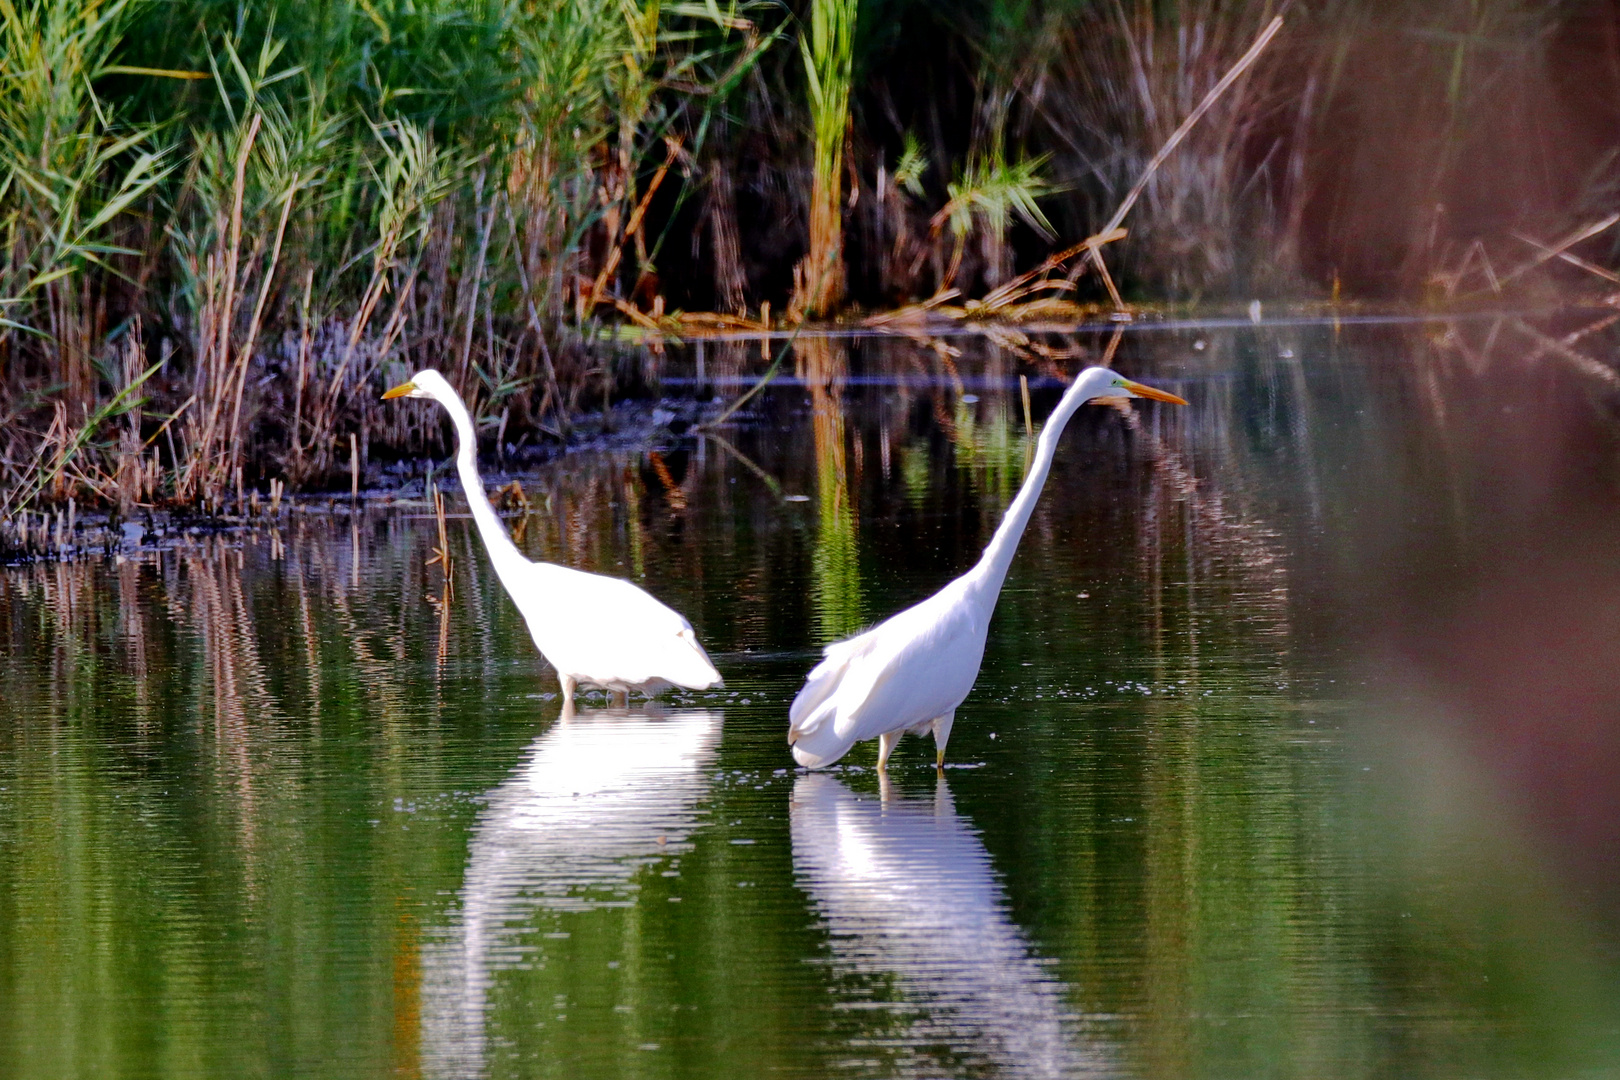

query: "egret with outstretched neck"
xmin=384 ymin=369 xmax=722 ymax=704
xmin=787 ymin=366 xmax=1186 ymax=770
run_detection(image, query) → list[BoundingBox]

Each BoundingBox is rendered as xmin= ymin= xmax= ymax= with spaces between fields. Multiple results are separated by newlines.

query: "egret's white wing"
xmin=790 ymin=774 xmax=1112 ymax=1079
xmin=788 ymin=624 xmax=885 ymax=733
xmin=830 ymin=583 xmax=988 ymax=742
xmin=514 ymin=564 xmax=720 ymax=689
xmin=789 ymin=577 xmax=990 ymax=766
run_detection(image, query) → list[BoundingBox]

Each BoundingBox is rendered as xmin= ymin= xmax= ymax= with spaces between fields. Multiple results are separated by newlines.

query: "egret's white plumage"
xmin=384 ymin=369 xmax=722 ymax=703
xmin=788 ymin=366 xmax=1186 ymax=770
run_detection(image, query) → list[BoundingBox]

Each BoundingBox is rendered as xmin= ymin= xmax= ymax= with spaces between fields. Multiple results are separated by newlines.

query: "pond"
xmin=3 ymin=318 xmax=1619 ymax=1079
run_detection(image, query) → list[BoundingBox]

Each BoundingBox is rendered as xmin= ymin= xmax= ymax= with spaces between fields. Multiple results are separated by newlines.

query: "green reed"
xmin=0 ymin=0 xmax=772 ymax=515
xmin=796 ymin=0 xmax=857 ymax=317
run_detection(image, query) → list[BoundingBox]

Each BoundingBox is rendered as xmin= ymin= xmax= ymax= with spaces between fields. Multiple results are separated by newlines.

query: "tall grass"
xmin=932 ymin=151 xmax=1058 ymax=291
xmin=1031 ymin=0 xmax=1297 ymax=294
xmin=167 ymin=36 xmax=346 ymax=503
xmin=795 ymin=0 xmax=857 ymax=317
xmin=0 ymin=0 xmax=775 ymax=517
xmin=1 ymin=0 xmax=1615 ymax=522
xmin=1024 ymin=0 xmax=1589 ymax=295
xmin=0 ymin=0 xmax=169 ymax=514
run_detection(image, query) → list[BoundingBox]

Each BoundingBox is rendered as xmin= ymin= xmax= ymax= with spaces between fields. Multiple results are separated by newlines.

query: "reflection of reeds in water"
xmin=1 ymin=538 xmax=289 ymax=934
xmin=167 ymin=538 xmax=295 ymax=894
xmin=426 ymin=481 xmax=456 ymax=673
xmin=495 ymin=451 xmax=674 ymax=591
xmin=799 ymin=339 xmax=865 ymax=642
xmin=1099 ymin=343 xmax=1314 ymax=1077
xmin=115 ymin=556 xmax=152 ymax=727
xmin=943 ymin=346 xmax=1031 ymax=511
xmin=0 ymin=515 xmax=570 ymax=1072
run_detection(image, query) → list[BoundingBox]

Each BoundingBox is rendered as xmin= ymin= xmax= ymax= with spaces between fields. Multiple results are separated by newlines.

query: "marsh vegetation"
xmin=1 ymin=0 xmax=1617 ymax=520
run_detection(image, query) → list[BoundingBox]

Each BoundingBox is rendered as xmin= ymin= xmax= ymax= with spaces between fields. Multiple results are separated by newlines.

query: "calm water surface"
xmin=4 ymin=321 xmax=1619 ymax=1078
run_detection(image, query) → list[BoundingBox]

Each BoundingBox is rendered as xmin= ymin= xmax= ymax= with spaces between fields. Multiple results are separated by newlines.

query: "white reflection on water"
xmin=790 ymin=772 xmax=1114 ymax=1079
xmin=421 ymin=706 xmax=723 ymax=1078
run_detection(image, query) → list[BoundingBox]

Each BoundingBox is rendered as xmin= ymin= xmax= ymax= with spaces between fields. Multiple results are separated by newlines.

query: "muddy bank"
xmin=0 ymin=397 xmax=715 ymax=566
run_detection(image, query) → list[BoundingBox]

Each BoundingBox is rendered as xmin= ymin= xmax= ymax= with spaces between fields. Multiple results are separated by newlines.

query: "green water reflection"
xmin=3 ymin=321 xmax=1619 ymax=1078
xmin=801 ymin=338 xmax=866 ymax=642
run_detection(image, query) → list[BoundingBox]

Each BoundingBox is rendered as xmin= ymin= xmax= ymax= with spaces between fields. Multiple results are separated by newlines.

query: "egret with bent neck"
xmin=384 ymin=369 xmax=723 ymax=704
xmin=786 ymin=365 xmax=1186 ymax=770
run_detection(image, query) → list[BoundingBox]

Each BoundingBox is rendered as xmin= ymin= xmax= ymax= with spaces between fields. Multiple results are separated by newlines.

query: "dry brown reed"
xmin=857 ymin=16 xmax=1283 ymax=331
xmin=0 ymin=0 xmax=777 ymax=521
xmin=794 ymin=0 xmax=858 ymax=318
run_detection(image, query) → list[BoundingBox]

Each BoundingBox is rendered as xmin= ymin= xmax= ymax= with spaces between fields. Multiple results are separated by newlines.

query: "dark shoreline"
xmin=0 ymin=396 xmax=715 ymax=567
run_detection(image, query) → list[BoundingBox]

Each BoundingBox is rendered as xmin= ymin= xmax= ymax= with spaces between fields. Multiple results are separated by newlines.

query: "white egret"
xmin=383 ymin=369 xmax=723 ymax=704
xmin=787 ymin=366 xmax=1186 ymax=770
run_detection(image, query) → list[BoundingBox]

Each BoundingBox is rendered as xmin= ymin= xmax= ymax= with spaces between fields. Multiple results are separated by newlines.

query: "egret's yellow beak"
xmin=1121 ymin=379 xmax=1188 ymax=405
xmin=382 ymin=380 xmax=417 ymax=400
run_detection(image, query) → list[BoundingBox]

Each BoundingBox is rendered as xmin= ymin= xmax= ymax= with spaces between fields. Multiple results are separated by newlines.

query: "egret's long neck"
xmin=969 ymin=370 xmax=1110 ymax=598
xmin=440 ymin=387 xmax=525 ymax=578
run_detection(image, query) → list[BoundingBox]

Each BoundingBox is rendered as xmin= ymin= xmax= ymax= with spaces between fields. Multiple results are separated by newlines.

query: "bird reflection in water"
xmin=420 ymin=705 xmax=723 ymax=1078
xmin=791 ymin=772 xmax=1113 ymax=1079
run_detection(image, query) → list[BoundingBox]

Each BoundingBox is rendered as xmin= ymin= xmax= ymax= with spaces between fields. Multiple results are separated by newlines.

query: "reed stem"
xmin=795 ymin=0 xmax=857 ymax=316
